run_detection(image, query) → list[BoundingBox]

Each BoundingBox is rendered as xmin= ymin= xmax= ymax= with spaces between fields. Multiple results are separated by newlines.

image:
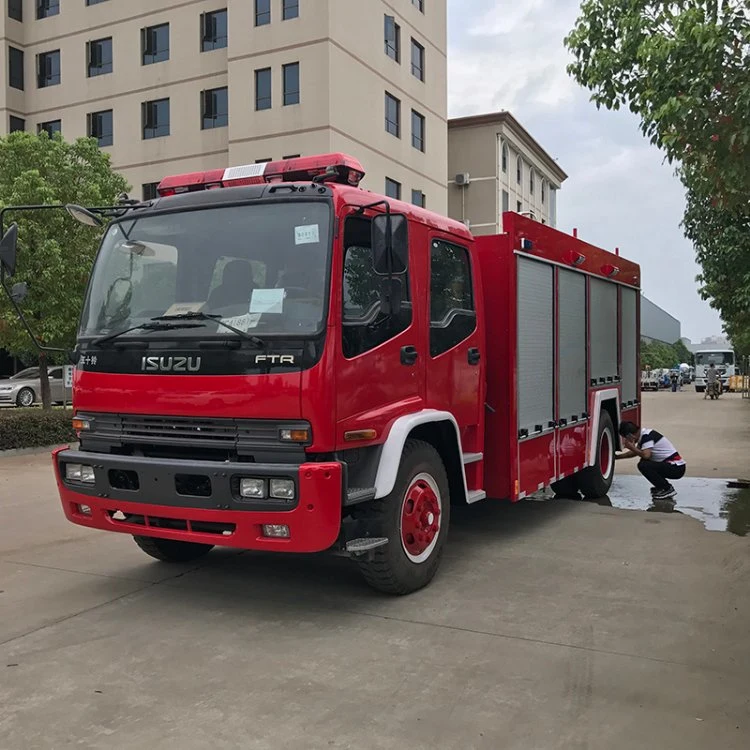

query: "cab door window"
xmin=430 ymin=240 xmax=476 ymax=357
xmin=342 ymin=216 xmax=411 ymax=358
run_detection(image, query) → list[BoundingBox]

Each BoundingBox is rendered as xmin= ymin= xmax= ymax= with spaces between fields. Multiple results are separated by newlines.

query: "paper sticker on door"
xmin=223 ymin=313 xmax=261 ymax=331
xmin=295 ymin=224 xmax=320 ymax=245
xmin=250 ymin=288 xmax=285 ymax=314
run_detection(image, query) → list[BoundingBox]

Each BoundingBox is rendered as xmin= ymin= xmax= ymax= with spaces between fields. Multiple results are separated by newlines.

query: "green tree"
xmin=565 ymin=1 xmax=750 ymax=353
xmin=0 ymin=132 xmax=129 ymax=408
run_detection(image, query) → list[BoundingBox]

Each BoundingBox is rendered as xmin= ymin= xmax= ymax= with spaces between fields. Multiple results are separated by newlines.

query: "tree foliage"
xmin=565 ymin=1 xmax=750 ymax=352
xmin=640 ymin=339 xmax=693 ymax=370
xmin=0 ymin=132 xmax=129 ymax=404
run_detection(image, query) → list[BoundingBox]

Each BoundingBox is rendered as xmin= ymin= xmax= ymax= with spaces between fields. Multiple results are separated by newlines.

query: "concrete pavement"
xmin=1 ymin=394 xmax=749 ymax=749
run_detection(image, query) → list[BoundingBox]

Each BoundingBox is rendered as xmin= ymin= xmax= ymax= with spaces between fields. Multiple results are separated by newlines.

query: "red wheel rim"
xmin=400 ymin=473 xmax=442 ymax=564
xmin=599 ymin=428 xmax=613 ymax=478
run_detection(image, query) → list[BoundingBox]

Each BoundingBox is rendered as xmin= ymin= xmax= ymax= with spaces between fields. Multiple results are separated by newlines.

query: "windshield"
xmin=11 ymin=368 xmax=40 ymax=380
xmin=695 ymin=351 xmax=734 ymax=366
xmin=80 ymin=202 xmax=332 ymax=340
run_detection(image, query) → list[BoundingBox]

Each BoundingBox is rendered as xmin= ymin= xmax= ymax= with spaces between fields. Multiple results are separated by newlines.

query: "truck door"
xmin=335 ymin=213 xmax=425 ymax=442
xmin=425 ymin=237 xmax=483 ymax=454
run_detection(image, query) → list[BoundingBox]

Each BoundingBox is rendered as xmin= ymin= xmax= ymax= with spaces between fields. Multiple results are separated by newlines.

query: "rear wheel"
xmin=576 ymin=411 xmax=615 ymax=499
xmin=16 ymin=387 xmax=35 ymax=408
xmin=356 ymin=439 xmax=450 ymax=595
xmin=133 ymin=535 xmax=214 ymax=562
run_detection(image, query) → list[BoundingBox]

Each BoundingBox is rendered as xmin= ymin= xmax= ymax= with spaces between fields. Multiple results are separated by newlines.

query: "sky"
xmin=446 ymin=0 xmax=724 ymax=343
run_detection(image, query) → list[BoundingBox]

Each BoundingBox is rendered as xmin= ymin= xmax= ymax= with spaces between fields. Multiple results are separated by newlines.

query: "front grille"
xmin=80 ymin=413 xmax=310 ymax=461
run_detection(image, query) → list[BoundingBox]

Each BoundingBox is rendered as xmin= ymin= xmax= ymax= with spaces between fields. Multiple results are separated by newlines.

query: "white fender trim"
xmin=587 ymin=388 xmax=621 ymax=467
xmin=373 ymin=409 xmax=467 ymax=500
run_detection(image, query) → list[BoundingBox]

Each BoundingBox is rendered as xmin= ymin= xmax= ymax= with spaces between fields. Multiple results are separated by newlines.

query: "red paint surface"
xmin=557 ymin=424 xmax=588 ymax=478
xmin=518 ymin=434 xmax=556 ymax=497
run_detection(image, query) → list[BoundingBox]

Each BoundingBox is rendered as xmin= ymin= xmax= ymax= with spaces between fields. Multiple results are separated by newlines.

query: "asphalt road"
xmin=0 ymin=392 xmax=748 ymax=749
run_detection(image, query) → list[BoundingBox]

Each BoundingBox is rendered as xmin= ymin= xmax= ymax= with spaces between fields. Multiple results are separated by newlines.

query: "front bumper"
xmin=53 ymin=448 xmax=343 ymax=553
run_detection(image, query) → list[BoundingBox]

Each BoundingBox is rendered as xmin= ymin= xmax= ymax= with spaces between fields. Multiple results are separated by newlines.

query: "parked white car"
xmin=0 ymin=366 xmax=72 ymax=407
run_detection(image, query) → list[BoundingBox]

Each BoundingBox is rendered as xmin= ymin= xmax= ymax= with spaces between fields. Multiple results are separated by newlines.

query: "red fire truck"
xmin=0 ymin=153 xmax=641 ymax=594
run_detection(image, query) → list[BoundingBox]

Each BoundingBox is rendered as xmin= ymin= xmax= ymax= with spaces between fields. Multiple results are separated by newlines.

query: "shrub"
xmin=0 ymin=408 xmax=76 ymax=451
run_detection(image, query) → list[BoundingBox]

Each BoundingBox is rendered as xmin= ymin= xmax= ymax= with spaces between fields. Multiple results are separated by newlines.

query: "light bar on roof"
xmin=156 ymin=153 xmax=366 ymax=197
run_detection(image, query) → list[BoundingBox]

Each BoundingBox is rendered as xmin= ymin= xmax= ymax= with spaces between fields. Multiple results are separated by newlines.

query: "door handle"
xmin=468 ymin=347 xmax=481 ymax=365
xmin=400 ymin=345 xmax=418 ymax=366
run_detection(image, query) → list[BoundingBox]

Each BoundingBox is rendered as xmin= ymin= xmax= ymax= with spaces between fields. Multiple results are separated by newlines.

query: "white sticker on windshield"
xmin=250 ymin=288 xmax=285 ymax=314
xmin=295 ymin=224 xmax=320 ymax=245
xmin=164 ymin=302 xmax=204 ymax=316
xmin=223 ymin=313 xmax=261 ymax=331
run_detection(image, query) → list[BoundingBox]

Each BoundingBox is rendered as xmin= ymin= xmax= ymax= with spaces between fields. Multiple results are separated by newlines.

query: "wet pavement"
xmin=590 ymin=476 xmax=750 ymax=536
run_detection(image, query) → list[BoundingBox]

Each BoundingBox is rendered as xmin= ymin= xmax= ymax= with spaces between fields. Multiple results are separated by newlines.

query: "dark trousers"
xmin=637 ymin=460 xmax=686 ymax=490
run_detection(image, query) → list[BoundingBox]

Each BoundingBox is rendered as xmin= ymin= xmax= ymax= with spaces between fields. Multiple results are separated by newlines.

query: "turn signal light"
xmin=279 ymin=428 xmax=310 ymax=443
xmin=344 ymin=429 xmax=378 ymax=442
xmin=72 ymin=417 xmax=91 ymax=431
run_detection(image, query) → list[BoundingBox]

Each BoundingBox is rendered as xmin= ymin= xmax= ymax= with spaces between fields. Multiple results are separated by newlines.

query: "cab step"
xmin=467 ymin=490 xmax=487 ymax=504
xmin=345 ymin=537 xmax=389 ymax=555
xmin=345 ymin=487 xmax=377 ymax=506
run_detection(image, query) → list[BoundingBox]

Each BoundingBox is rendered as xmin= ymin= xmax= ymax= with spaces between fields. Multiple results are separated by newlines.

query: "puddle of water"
xmin=598 ymin=476 xmax=750 ymax=536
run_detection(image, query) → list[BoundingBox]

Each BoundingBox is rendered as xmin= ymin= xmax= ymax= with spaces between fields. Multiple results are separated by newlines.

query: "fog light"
xmin=78 ymin=504 xmax=92 ymax=516
xmin=269 ymin=479 xmax=295 ymax=500
xmin=66 ymin=463 xmax=95 ymax=484
xmin=240 ymin=478 xmax=266 ymax=499
xmin=262 ymin=524 xmax=290 ymax=538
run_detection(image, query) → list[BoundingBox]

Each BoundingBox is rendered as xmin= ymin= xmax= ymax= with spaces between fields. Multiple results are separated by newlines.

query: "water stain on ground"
xmin=593 ymin=476 xmax=750 ymax=536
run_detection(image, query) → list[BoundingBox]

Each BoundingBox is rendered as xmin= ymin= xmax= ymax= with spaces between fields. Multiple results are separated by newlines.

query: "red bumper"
xmin=52 ymin=448 xmax=343 ymax=553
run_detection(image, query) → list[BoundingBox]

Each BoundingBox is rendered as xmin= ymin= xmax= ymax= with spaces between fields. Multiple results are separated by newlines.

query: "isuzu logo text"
xmin=141 ymin=356 xmax=202 ymax=373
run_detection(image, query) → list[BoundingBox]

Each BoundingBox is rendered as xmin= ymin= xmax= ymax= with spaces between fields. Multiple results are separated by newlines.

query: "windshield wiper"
xmin=92 ymin=321 xmax=205 ymax=347
xmin=153 ymin=312 xmax=265 ymax=348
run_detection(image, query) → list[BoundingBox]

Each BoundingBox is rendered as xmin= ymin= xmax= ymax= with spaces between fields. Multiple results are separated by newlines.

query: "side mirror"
xmin=0 ymin=223 xmax=19 ymax=278
xmin=66 ymin=204 xmax=104 ymax=227
xmin=372 ymin=213 xmax=408 ymax=275
xmin=379 ymin=277 xmax=403 ymax=317
xmin=10 ymin=282 xmax=28 ymax=304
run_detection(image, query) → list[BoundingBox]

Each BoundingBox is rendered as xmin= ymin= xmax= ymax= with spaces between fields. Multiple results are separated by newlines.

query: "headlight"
xmin=65 ymin=463 xmax=95 ymax=484
xmin=269 ymin=478 xmax=295 ymax=500
xmin=239 ymin=478 xmax=266 ymax=499
xmin=0 ymin=386 xmax=13 ymax=392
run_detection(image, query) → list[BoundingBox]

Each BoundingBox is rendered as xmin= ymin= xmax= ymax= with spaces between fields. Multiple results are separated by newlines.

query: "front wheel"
xmin=133 ymin=535 xmax=214 ymax=562
xmin=16 ymin=387 xmax=35 ymax=408
xmin=356 ymin=439 xmax=450 ymax=595
xmin=576 ymin=411 xmax=615 ymax=499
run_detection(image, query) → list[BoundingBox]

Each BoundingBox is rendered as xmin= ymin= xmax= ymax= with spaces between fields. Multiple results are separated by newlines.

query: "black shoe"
xmin=654 ymin=486 xmax=677 ymax=500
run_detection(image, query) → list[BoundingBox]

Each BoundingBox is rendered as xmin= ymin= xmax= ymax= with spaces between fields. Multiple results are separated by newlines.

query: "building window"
xmin=385 ymin=178 xmax=401 ymax=200
xmin=9 ymin=116 xmax=25 ymax=133
xmin=255 ymin=158 xmax=272 ymax=163
xmin=142 ymin=182 xmax=159 ymax=201
xmin=87 ymin=37 xmax=113 ymax=77
xmin=384 ymin=16 xmax=400 ymax=62
xmin=541 ymin=180 xmax=546 ymax=204
xmin=38 ymin=119 xmax=61 ymax=137
xmin=36 ymin=0 xmax=59 ymax=19
xmin=201 ymin=10 xmax=227 ymax=51
xmin=411 ymin=110 xmax=425 ymax=152
xmin=412 ymin=190 xmax=425 ymax=208
xmin=88 ymin=109 xmax=113 ymax=146
xmin=283 ymin=62 xmax=300 ymax=106
xmin=255 ymin=0 xmax=270 ymax=26
xmin=8 ymin=0 xmax=22 ymax=21
xmin=516 ymin=155 xmax=522 ymax=185
xmin=517 ymin=200 xmax=522 ymax=212
xmin=201 ymin=86 xmax=228 ymax=129
xmin=501 ymin=141 xmax=508 ymax=173
xmin=282 ymin=0 xmax=299 ymax=20
xmin=37 ymin=50 xmax=61 ymax=88
xmin=142 ymin=24 xmax=169 ymax=64
xmin=282 ymin=154 xmax=301 ymax=159
xmin=142 ymin=98 xmax=170 ymax=139
xmin=255 ymin=68 xmax=272 ymax=110
xmin=411 ymin=39 xmax=425 ymax=81
xmin=412 ymin=0 xmax=424 ymax=11
xmin=502 ymin=190 xmax=509 ymax=214
xmin=9 ymin=47 xmax=24 ymax=90
xmin=86 ymin=0 xmax=110 ymax=5
xmin=529 ymin=168 xmax=535 ymax=196
xmin=385 ymin=92 xmax=400 ymax=137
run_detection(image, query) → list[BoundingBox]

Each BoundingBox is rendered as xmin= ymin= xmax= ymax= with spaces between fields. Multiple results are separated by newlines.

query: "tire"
xmin=356 ymin=439 xmax=450 ymax=595
xmin=550 ymin=474 xmax=580 ymax=499
xmin=576 ymin=411 xmax=615 ymax=499
xmin=16 ymin=387 xmax=35 ymax=408
xmin=133 ymin=535 xmax=214 ymax=562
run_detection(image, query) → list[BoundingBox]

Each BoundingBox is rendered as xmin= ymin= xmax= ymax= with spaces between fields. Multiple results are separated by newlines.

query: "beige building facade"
xmin=2 ymin=0 xmax=447 ymax=212
xmin=447 ymin=111 xmax=567 ymax=235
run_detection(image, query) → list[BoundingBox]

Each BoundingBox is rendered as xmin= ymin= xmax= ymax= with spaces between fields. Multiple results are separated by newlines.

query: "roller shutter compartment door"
xmin=621 ymin=287 xmax=638 ymax=404
xmin=558 ymin=269 xmax=587 ymax=421
xmin=517 ymin=257 xmax=554 ymax=434
xmin=589 ymin=278 xmax=618 ymax=384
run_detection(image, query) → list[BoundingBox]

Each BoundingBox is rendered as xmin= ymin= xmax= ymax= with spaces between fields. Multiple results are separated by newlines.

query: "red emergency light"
xmin=156 ymin=153 xmax=366 ymax=197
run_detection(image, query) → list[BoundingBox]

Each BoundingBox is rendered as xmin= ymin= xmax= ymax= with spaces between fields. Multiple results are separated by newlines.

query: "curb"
xmin=0 ymin=443 xmax=77 ymax=458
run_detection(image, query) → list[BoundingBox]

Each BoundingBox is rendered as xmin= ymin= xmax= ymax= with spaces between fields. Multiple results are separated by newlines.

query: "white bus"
xmin=694 ymin=349 xmax=735 ymax=392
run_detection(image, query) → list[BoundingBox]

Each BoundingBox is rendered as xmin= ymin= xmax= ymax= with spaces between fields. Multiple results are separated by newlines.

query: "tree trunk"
xmin=38 ymin=352 xmax=52 ymax=410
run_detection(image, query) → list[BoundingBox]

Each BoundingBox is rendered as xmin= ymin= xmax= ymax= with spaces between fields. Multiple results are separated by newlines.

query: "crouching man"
xmin=615 ymin=421 xmax=687 ymax=500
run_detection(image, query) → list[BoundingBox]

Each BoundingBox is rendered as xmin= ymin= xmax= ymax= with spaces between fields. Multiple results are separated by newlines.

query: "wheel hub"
xmin=401 ymin=478 xmax=441 ymax=559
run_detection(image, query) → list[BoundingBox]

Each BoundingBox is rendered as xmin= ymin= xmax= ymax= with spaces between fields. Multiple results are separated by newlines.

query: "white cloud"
xmin=447 ymin=0 xmax=724 ymax=341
